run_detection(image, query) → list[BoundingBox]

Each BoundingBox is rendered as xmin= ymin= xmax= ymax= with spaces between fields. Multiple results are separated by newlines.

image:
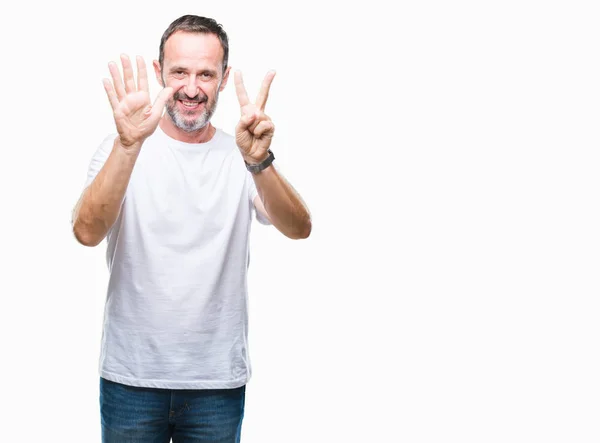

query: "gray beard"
xmin=162 ymin=76 xmax=222 ymax=133
xmin=165 ymin=98 xmax=217 ymax=133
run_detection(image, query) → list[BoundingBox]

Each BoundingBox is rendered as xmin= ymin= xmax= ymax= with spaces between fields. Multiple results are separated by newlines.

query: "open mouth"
xmin=179 ymin=100 xmax=204 ymax=110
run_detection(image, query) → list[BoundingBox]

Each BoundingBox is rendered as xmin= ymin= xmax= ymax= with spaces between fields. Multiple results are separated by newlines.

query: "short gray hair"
xmin=159 ymin=15 xmax=229 ymax=74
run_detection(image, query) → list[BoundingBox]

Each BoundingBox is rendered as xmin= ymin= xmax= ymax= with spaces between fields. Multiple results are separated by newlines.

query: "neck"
xmin=159 ymin=117 xmax=216 ymax=143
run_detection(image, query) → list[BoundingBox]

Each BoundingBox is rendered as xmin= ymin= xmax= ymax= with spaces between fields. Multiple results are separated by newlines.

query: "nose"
xmin=183 ymin=76 xmax=199 ymax=98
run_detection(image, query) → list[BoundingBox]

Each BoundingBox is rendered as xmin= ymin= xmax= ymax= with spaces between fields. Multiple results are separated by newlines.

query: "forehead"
xmin=163 ymin=31 xmax=224 ymax=68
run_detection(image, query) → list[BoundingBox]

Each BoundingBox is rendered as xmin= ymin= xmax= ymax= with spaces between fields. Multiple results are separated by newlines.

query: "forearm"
xmin=72 ymin=139 xmax=140 ymax=246
xmin=252 ymin=165 xmax=311 ymax=239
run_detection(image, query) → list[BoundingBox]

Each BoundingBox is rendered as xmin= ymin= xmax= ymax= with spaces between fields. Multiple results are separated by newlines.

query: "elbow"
xmin=289 ymin=218 xmax=312 ymax=240
xmin=72 ymin=220 xmax=104 ymax=247
xmin=299 ymin=219 xmax=312 ymax=239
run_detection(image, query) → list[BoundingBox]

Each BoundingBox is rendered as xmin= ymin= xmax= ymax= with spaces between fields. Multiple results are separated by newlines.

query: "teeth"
xmin=182 ymin=101 xmax=199 ymax=106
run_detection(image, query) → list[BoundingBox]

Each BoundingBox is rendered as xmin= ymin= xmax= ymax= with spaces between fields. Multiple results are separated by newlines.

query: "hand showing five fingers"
xmin=103 ymin=55 xmax=173 ymax=151
xmin=234 ymin=70 xmax=276 ymax=164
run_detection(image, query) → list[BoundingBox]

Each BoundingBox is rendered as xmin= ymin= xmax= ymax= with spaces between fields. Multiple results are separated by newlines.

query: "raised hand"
xmin=103 ymin=55 xmax=173 ymax=150
xmin=234 ymin=70 xmax=276 ymax=164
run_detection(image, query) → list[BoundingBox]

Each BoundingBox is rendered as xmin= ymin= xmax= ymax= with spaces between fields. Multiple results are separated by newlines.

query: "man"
xmin=71 ymin=14 xmax=311 ymax=443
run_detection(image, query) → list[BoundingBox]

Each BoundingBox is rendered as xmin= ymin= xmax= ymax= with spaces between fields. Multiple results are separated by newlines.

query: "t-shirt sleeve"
xmin=247 ymin=171 xmax=272 ymax=226
xmin=83 ymin=133 xmax=118 ymax=189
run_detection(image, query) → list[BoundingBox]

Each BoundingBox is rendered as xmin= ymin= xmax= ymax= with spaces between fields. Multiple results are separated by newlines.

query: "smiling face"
xmin=154 ymin=31 xmax=230 ymax=135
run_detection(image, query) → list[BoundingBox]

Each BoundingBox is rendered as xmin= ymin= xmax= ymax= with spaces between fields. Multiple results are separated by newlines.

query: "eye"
xmin=200 ymin=72 xmax=213 ymax=79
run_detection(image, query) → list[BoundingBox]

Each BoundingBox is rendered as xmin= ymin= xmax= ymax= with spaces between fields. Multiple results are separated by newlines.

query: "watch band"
xmin=245 ymin=150 xmax=275 ymax=174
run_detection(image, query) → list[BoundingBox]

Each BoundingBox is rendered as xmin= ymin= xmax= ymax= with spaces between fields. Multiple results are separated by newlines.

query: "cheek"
xmin=169 ymin=82 xmax=189 ymax=99
xmin=211 ymin=81 xmax=225 ymax=97
xmin=203 ymin=87 xmax=218 ymax=102
xmin=170 ymin=80 xmax=186 ymax=89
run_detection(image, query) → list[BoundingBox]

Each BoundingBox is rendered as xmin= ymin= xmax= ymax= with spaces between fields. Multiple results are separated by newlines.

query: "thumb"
xmin=150 ymin=87 xmax=174 ymax=121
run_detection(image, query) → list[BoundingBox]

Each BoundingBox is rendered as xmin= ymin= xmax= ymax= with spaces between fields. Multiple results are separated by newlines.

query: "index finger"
xmin=255 ymin=70 xmax=276 ymax=111
xmin=234 ymin=70 xmax=250 ymax=108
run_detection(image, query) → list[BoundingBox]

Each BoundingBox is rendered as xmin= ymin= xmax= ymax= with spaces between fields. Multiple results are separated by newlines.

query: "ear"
xmin=153 ymin=60 xmax=164 ymax=86
xmin=219 ymin=66 xmax=231 ymax=92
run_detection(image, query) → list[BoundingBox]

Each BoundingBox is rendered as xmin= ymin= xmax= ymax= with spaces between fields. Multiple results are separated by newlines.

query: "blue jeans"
xmin=100 ymin=378 xmax=245 ymax=443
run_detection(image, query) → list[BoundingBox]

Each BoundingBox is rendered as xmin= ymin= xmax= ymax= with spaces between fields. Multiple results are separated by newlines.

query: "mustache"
xmin=173 ymin=92 xmax=208 ymax=103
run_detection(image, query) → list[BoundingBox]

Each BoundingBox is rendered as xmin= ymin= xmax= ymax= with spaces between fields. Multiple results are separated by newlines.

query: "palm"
xmin=113 ymin=91 xmax=153 ymax=145
xmin=103 ymin=55 xmax=173 ymax=148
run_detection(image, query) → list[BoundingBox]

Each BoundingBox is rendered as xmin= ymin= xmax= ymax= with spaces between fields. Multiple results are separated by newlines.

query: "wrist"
xmin=115 ymin=137 xmax=143 ymax=156
xmin=243 ymin=152 xmax=270 ymax=165
xmin=244 ymin=149 xmax=275 ymax=174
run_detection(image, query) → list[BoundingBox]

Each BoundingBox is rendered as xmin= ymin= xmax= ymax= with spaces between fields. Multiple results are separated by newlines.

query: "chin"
xmin=181 ymin=121 xmax=209 ymax=132
xmin=167 ymin=109 xmax=210 ymax=132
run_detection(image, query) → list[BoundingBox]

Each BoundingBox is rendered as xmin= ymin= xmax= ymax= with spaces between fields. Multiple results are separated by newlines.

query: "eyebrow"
xmin=168 ymin=66 xmax=189 ymax=73
xmin=168 ymin=66 xmax=218 ymax=75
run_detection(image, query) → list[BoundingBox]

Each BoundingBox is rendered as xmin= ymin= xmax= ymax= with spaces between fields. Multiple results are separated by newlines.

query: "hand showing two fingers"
xmin=103 ymin=55 xmax=173 ymax=150
xmin=234 ymin=70 xmax=276 ymax=164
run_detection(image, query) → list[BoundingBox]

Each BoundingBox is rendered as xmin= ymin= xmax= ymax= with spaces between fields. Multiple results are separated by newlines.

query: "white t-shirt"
xmin=83 ymin=126 xmax=269 ymax=389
